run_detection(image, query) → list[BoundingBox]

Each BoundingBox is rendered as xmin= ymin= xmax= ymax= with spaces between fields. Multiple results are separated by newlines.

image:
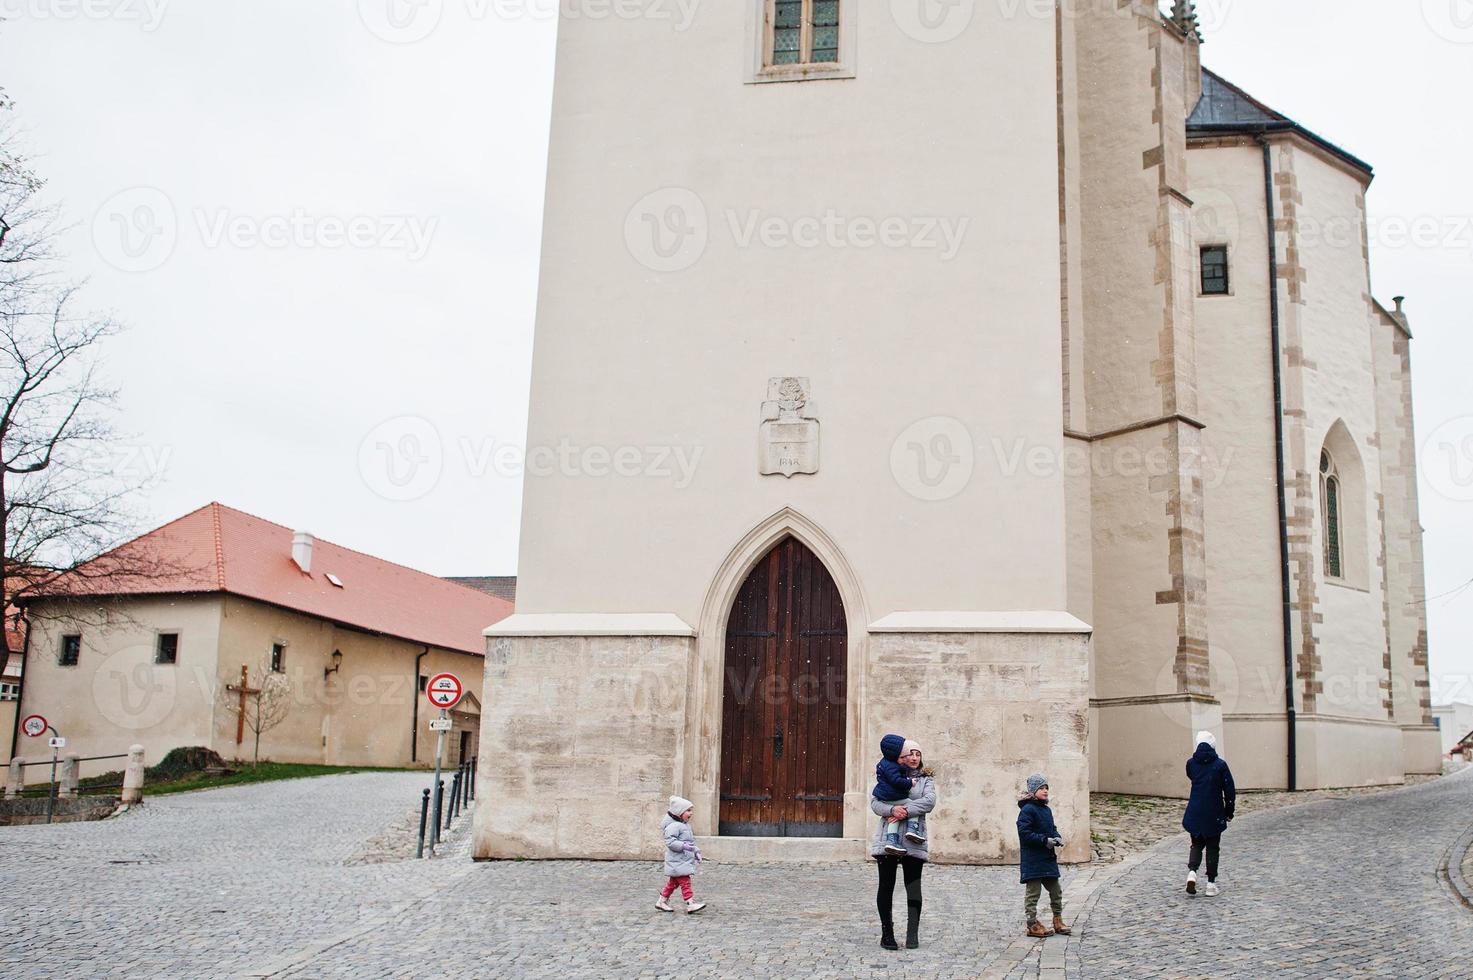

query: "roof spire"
xmin=1170 ymin=0 xmax=1202 ymax=41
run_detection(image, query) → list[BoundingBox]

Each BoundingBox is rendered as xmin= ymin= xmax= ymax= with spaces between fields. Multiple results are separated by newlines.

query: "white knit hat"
xmin=669 ymin=795 xmax=694 ymax=815
xmin=902 ymin=739 xmax=922 ymax=757
xmin=1195 ymin=730 xmax=1217 ymax=749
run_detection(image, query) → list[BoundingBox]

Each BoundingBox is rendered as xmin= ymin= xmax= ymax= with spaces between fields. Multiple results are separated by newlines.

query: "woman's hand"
xmin=890 ymin=806 xmax=909 ymax=820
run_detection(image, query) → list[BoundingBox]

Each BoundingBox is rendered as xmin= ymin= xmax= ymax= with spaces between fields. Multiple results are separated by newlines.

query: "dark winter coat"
xmin=1016 ymin=798 xmax=1061 ymax=883
xmin=873 ymin=734 xmax=913 ymax=801
xmin=1182 ymin=742 xmax=1237 ymax=837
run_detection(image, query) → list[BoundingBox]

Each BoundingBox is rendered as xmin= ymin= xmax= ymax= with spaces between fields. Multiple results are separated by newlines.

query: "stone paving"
xmin=1063 ymin=767 xmax=1473 ymax=979
xmin=1 ymin=769 xmax=1470 ymax=978
xmin=0 ymin=771 xmax=474 ymax=979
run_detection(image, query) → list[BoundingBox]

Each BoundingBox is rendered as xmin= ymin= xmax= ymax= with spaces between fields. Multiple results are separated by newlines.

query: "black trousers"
xmin=1188 ymin=834 xmax=1221 ymax=881
xmin=876 ymin=854 xmax=924 ymax=927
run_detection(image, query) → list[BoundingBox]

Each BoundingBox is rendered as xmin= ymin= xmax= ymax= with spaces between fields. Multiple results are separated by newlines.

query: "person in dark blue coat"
xmin=1182 ymin=730 xmax=1236 ymax=897
xmin=1016 ymin=773 xmax=1070 ymax=938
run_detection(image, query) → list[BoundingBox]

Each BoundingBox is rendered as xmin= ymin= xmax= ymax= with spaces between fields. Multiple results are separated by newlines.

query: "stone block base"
xmin=1092 ymin=695 xmax=1224 ymax=798
xmin=1401 ymin=725 xmax=1442 ymax=775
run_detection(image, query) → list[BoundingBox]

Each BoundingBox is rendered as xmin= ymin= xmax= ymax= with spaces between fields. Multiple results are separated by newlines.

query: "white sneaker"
xmin=685 ymin=900 xmax=707 ymax=914
xmin=1203 ymin=882 xmax=1219 ymax=898
xmin=1186 ymin=871 xmax=1197 ymax=896
xmin=655 ymin=899 xmax=673 ymax=912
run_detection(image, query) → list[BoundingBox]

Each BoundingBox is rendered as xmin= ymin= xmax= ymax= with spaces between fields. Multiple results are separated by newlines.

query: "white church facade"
xmin=475 ymin=1 xmax=1439 ymax=865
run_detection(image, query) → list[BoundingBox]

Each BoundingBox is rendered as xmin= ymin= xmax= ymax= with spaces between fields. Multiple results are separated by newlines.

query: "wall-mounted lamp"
xmin=324 ymin=649 xmax=343 ymax=679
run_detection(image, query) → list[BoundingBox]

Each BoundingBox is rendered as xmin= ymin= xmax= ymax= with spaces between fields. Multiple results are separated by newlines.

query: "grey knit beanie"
xmin=1025 ymin=773 xmax=1049 ymax=797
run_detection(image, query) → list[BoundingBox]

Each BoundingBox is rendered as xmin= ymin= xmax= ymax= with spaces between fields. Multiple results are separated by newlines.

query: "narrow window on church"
xmin=271 ymin=642 xmax=287 ymax=673
xmin=59 ymin=634 xmax=81 ymax=667
xmin=1321 ymin=450 xmax=1343 ymax=579
xmin=1200 ymin=245 xmax=1229 ymax=295
xmin=155 ymin=632 xmax=180 ymax=665
xmin=766 ymin=0 xmax=840 ymax=68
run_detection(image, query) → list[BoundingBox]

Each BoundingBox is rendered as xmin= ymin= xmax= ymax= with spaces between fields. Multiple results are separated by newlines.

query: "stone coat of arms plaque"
xmin=760 ymin=377 xmax=819 ymax=478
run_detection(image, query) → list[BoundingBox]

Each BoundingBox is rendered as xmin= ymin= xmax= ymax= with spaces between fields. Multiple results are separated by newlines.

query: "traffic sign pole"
xmin=429 ymin=707 xmax=447 ymax=856
xmin=422 ymin=673 xmax=461 ymax=858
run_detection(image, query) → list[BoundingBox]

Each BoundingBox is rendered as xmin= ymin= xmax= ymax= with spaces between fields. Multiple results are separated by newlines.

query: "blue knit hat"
xmin=1026 ymin=773 xmax=1049 ymax=796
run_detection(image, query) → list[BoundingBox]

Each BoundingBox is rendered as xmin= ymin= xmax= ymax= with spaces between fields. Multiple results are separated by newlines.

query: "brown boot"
xmin=1026 ymin=919 xmax=1053 ymax=938
xmin=1053 ymin=916 xmax=1072 ymax=936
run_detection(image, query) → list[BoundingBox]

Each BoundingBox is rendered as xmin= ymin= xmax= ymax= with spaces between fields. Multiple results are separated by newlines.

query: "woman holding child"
xmin=870 ymin=735 xmax=936 ymax=951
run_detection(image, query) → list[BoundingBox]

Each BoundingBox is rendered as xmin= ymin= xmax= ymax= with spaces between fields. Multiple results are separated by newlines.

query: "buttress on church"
xmin=475 ymin=1 xmax=1439 ymax=865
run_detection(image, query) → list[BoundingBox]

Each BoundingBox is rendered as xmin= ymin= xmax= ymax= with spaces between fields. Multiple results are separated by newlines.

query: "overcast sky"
xmin=1 ymin=1 xmax=1468 ymax=699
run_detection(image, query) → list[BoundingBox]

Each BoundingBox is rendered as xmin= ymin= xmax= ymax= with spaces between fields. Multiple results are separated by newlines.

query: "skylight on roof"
xmin=326 ymin=573 xmax=344 ymax=588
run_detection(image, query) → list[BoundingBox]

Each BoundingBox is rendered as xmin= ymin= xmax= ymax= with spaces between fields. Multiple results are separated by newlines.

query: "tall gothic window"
xmin=767 ymin=0 xmax=840 ymax=67
xmin=1320 ymin=450 xmax=1343 ymax=579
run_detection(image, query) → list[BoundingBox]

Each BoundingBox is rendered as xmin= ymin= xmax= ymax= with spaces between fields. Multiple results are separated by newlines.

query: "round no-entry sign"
xmin=425 ymin=673 xmax=463 ymax=710
xmin=21 ymin=714 xmax=48 ymax=737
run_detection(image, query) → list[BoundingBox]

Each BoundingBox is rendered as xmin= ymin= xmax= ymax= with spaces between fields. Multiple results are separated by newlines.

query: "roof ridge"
xmin=209 ymin=502 xmax=227 ymax=590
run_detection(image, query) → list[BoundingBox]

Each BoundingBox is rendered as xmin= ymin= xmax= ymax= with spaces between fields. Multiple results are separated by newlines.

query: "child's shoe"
xmin=1052 ymin=916 xmax=1072 ymax=936
xmin=655 ymin=898 xmax=674 ymax=912
xmin=883 ymin=830 xmax=906 ymax=855
xmin=1185 ymin=870 xmax=1197 ymax=896
xmin=685 ymin=899 xmax=707 ymax=914
xmin=1203 ymin=881 xmax=1219 ymax=898
xmin=904 ymin=828 xmax=927 ymax=845
xmin=1025 ymin=919 xmax=1053 ymax=938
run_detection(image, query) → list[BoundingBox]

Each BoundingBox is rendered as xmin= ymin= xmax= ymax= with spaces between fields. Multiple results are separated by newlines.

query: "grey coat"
xmin=869 ymin=772 xmax=938 ymax=862
xmin=662 ymin=814 xmax=699 ymax=877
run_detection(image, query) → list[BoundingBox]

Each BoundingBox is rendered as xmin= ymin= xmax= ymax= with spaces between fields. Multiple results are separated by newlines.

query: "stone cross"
xmin=226 ymin=664 xmax=261 ymax=745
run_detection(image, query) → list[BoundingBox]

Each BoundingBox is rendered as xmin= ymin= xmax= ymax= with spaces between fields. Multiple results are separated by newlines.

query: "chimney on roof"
xmin=292 ymin=531 xmax=314 ymax=574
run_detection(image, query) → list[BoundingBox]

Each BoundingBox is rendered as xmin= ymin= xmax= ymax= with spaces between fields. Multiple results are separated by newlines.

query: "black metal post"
xmin=415 ymin=788 xmax=430 ymax=859
xmin=462 ymin=762 xmax=472 ymax=808
xmin=431 ymin=778 xmax=444 ymax=848
xmin=469 ymin=757 xmax=476 ymax=800
xmin=447 ymin=772 xmax=460 ymax=826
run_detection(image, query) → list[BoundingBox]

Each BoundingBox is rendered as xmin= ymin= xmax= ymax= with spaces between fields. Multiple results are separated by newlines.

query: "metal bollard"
xmin=462 ymin=763 xmax=472 ymax=809
xmin=431 ymin=779 xmax=444 ymax=849
xmin=415 ymin=788 xmax=430 ymax=859
xmin=469 ymin=757 xmax=477 ymax=801
xmin=121 ymin=745 xmax=146 ymax=805
xmin=446 ymin=772 xmax=460 ymax=827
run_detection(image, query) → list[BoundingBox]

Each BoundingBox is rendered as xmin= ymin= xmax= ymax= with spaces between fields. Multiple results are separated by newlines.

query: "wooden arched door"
xmin=718 ymin=536 xmax=847 ymax=837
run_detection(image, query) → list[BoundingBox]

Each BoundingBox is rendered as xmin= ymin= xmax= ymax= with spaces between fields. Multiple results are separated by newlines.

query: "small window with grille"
xmin=59 ymin=634 xmax=81 ymax=667
xmin=1200 ymin=245 xmax=1229 ymax=295
xmin=156 ymin=632 xmax=180 ymax=665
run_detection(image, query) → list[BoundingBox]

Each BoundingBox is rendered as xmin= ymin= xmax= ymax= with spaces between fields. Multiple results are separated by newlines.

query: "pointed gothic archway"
xmin=718 ymin=536 xmax=847 ymax=838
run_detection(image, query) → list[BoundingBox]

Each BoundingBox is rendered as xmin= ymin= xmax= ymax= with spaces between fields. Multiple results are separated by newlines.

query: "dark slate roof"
xmin=1188 ymin=69 xmax=1373 ymax=178
xmin=445 ymin=576 xmax=518 ymax=602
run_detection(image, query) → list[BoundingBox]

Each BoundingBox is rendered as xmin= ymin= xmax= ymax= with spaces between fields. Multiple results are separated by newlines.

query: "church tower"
xmin=478 ymin=0 xmax=1093 ymax=863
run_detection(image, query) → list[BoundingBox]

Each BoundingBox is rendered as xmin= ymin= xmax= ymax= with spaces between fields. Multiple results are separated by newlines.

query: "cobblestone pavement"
xmin=3 ymin=770 xmax=1470 ymax=978
xmin=1066 ymin=768 xmax=1473 ymax=978
xmin=275 ymin=859 xmax=1069 ymax=979
xmin=1089 ymin=774 xmax=1443 ymax=863
xmin=0 ymin=772 xmax=475 ymax=980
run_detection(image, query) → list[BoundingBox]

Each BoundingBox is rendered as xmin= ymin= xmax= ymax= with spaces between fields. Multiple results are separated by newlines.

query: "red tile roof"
xmin=31 ymin=503 xmax=512 ymax=656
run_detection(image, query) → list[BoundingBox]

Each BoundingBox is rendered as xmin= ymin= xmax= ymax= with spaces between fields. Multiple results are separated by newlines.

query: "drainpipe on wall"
xmin=411 ymin=646 xmax=429 ymax=763
xmin=1258 ymin=132 xmax=1298 ymax=791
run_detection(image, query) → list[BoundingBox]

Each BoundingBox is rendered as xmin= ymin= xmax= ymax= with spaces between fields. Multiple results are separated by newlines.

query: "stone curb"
xmin=1439 ymin=821 xmax=1473 ymax=914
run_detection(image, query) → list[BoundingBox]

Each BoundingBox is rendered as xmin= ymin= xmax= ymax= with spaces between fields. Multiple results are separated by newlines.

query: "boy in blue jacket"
xmin=1017 ymin=773 xmax=1070 ymax=938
